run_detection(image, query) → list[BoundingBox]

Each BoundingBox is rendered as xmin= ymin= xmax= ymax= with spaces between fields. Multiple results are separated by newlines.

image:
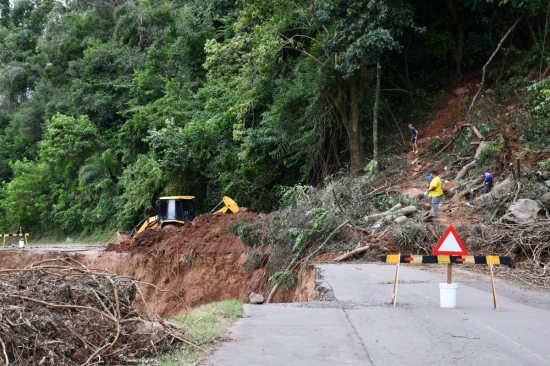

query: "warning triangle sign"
xmin=432 ymin=225 xmax=469 ymax=256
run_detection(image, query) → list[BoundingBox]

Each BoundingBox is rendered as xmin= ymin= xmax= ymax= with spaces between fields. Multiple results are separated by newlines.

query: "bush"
xmin=538 ymin=159 xmax=550 ymax=172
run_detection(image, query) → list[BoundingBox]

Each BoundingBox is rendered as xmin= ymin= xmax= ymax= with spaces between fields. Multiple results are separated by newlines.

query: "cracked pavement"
xmin=209 ymin=263 xmax=550 ymax=366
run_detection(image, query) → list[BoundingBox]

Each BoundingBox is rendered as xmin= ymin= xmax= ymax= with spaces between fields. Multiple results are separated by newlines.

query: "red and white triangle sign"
xmin=432 ymin=224 xmax=469 ymax=256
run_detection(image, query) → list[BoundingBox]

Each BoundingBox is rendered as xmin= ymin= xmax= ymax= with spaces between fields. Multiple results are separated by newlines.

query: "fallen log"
xmin=334 ymin=245 xmax=371 ymax=262
xmin=363 ymin=203 xmax=402 ymax=222
xmin=371 ymin=206 xmax=417 ymax=232
xmin=477 ymin=177 xmax=513 ymax=201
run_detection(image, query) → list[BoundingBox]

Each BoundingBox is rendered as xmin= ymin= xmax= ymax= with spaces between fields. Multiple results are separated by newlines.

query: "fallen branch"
xmin=334 ymin=245 xmax=371 ymax=262
xmin=363 ymin=203 xmax=402 ymax=222
xmin=466 ymin=18 xmax=522 ymax=122
xmin=455 ymin=141 xmax=488 ymax=181
xmin=0 ymin=264 xmax=191 ymax=365
xmin=371 ymin=206 xmax=417 ymax=233
xmin=266 ymin=219 xmax=350 ymax=303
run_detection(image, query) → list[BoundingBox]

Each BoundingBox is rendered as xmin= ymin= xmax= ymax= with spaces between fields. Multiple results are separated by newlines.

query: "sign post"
xmin=391 ymin=253 xmax=401 ymax=307
xmin=432 ymin=225 xmax=469 ymax=308
xmin=488 ymin=256 xmax=499 ymax=311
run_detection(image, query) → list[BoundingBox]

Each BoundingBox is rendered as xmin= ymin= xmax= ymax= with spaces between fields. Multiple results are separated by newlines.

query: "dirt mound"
xmin=421 ymin=80 xmax=478 ymax=139
xmin=106 ymin=211 xmax=260 ymax=255
xmin=0 ymin=262 xmax=185 ymax=365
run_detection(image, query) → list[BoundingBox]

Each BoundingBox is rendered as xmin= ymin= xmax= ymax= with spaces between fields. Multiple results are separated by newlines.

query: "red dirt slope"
xmin=106 ymin=211 xmax=260 ymax=255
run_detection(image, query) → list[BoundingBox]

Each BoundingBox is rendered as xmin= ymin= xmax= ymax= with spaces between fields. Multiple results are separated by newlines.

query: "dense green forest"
xmin=0 ymin=0 xmax=548 ymax=235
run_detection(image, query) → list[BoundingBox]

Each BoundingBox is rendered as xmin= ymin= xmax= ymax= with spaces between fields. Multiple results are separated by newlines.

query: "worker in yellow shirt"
xmin=424 ymin=168 xmax=444 ymax=218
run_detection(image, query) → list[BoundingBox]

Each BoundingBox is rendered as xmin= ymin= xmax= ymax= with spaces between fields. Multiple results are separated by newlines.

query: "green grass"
xmin=145 ymin=299 xmax=243 ymax=366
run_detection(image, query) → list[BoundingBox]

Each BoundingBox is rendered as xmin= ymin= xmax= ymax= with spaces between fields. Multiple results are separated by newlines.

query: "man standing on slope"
xmin=408 ymin=123 xmax=419 ymax=154
xmin=425 ymin=168 xmax=443 ymax=218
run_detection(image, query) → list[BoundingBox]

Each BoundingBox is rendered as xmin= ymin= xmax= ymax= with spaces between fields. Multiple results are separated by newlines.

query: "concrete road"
xmin=209 ymin=263 xmax=550 ymax=366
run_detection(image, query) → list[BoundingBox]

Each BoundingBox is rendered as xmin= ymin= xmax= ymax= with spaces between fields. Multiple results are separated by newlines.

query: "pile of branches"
xmin=0 ymin=258 xmax=192 ymax=365
xmin=479 ymin=220 xmax=550 ymax=287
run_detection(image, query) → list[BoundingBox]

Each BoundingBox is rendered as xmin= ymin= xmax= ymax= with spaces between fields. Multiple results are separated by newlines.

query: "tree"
xmin=205 ymin=0 xmax=414 ymax=175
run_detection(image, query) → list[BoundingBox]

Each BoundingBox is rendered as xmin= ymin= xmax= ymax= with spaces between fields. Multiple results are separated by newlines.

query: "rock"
xmin=541 ymin=192 xmax=550 ymax=205
xmin=393 ymin=216 xmax=408 ymax=224
xmin=544 ymin=180 xmax=550 ymax=188
xmin=502 ymin=199 xmax=540 ymax=223
xmin=249 ymin=292 xmax=265 ymax=304
xmin=403 ymin=188 xmax=423 ymax=198
xmin=453 ymin=87 xmax=469 ymax=96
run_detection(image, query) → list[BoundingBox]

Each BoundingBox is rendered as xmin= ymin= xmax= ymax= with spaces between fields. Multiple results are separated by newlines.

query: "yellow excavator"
xmin=115 ymin=196 xmax=239 ymax=242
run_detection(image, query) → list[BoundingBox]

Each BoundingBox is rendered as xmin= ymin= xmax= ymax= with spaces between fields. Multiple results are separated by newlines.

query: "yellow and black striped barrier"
xmin=380 ymin=254 xmax=512 ymax=266
xmin=2 ymin=233 xmax=30 ymax=247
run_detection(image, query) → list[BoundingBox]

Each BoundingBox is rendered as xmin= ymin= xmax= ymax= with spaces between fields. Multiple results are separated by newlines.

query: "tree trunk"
xmin=444 ymin=0 xmax=463 ymax=80
xmin=349 ymin=78 xmax=366 ymax=175
xmin=455 ymin=23 xmax=464 ymax=80
xmin=333 ymin=65 xmax=369 ymax=176
xmin=372 ymin=60 xmax=381 ymax=170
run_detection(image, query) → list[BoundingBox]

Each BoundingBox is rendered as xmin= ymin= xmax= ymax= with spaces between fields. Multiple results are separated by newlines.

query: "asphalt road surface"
xmin=209 ymin=263 xmax=550 ymax=366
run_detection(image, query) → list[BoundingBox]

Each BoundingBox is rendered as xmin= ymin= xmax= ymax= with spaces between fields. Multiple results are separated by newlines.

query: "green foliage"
xmin=229 ymin=219 xmax=263 ymax=247
xmin=538 ymin=159 xmax=550 ymax=172
xmin=269 ymin=270 xmax=298 ymax=290
xmin=427 ymin=137 xmax=445 ymax=152
xmin=520 ymin=77 xmax=550 ymax=149
xmin=244 ymin=249 xmax=265 ymax=275
xmin=478 ymin=139 xmax=502 ymax=167
xmin=0 ymin=0 xmax=547 ymax=236
xmin=279 ymin=185 xmax=314 ymax=208
xmin=116 ymin=154 xmax=166 ymax=228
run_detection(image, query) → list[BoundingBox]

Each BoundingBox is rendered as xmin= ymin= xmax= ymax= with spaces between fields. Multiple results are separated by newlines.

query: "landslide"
xmin=106 ymin=211 xmax=259 ymax=255
xmin=0 ymin=211 xmax=317 ymax=318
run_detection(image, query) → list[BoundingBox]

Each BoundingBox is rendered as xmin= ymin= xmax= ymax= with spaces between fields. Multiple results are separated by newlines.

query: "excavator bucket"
xmin=215 ymin=196 xmax=240 ymax=214
xmin=114 ymin=215 xmax=158 ymax=243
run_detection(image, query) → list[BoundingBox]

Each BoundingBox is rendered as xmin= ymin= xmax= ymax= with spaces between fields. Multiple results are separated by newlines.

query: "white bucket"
xmin=18 ymin=239 xmax=24 ymax=248
xmin=439 ymin=283 xmax=458 ymax=308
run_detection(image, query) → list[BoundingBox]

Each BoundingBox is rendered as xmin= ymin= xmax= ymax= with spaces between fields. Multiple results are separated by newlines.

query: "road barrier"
xmin=380 ymin=254 xmax=512 ymax=266
xmin=380 ymin=225 xmax=512 ymax=310
xmin=2 ymin=233 xmax=30 ymax=248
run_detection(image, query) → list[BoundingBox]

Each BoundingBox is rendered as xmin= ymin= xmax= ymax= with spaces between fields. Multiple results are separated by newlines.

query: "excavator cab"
xmin=157 ymin=196 xmax=197 ymax=227
xmin=115 ymin=195 xmax=238 ymax=243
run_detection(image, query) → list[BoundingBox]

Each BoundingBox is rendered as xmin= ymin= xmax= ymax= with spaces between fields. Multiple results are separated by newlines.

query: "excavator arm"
xmin=211 ymin=196 xmax=240 ymax=214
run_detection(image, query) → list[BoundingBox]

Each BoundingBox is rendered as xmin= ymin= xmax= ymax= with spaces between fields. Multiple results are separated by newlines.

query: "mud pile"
xmin=106 ymin=211 xmax=260 ymax=255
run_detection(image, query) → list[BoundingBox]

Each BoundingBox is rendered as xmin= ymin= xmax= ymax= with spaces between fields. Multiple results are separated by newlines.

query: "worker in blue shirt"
xmin=481 ymin=171 xmax=494 ymax=194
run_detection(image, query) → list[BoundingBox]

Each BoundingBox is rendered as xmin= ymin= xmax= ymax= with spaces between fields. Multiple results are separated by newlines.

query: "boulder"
xmin=249 ymin=292 xmax=265 ymax=304
xmin=544 ymin=180 xmax=550 ymax=189
xmin=540 ymin=192 xmax=550 ymax=205
xmin=502 ymin=199 xmax=540 ymax=223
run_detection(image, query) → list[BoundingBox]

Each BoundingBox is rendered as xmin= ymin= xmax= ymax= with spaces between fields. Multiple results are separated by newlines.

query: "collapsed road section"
xmin=0 ymin=211 xmax=317 ymax=318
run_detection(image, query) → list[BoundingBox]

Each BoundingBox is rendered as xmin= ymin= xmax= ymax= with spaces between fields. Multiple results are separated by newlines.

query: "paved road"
xmin=209 ymin=263 xmax=550 ymax=366
xmin=1 ymin=245 xmax=103 ymax=253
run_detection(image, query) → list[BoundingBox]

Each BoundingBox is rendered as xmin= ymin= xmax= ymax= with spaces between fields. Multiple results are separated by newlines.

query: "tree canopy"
xmin=0 ymin=0 xmax=547 ymax=235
